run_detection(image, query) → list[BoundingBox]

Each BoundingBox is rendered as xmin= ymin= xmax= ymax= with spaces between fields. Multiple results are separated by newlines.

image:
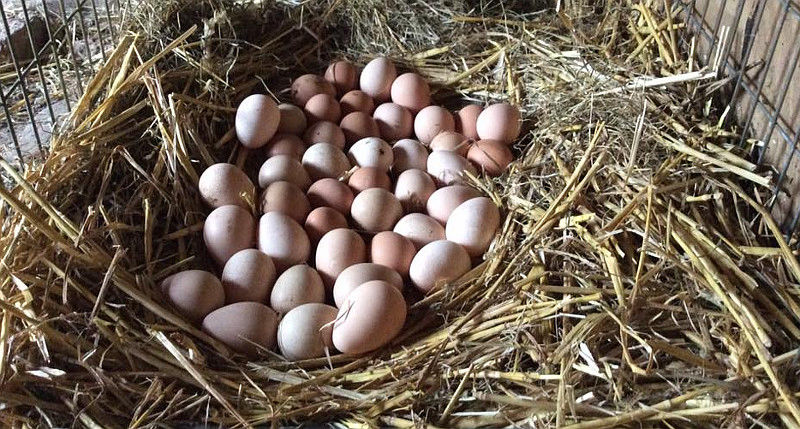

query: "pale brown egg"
xmin=394 ymin=169 xmax=436 ymax=212
xmin=347 ymin=137 xmax=393 ymax=171
xmin=202 ymin=302 xmax=278 ymax=357
xmin=348 ymin=167 xmax=392 ymax=193
xmin=359 ymin=57 xmax=397 ymax=102
xmin=370 ymin=231 xmax=416 ymax=278
xmin=277 ymin=103 xmax=307 ymax=136
xmin=476 ymin=103 xmax=521 ymax=144
xmin=391 ymin=139 xmax=429 ymax=173
xmin=304 ymin=93 xmax=341 ymax=124
xmin=350 ymin=188 xmax=403 ymax=233
xmin=259 ymin=181 xmax=310 ymax=224
xmin=315 ymin=228 xmax=366 ymax=288
xmin=373 ymin=102 xmax=413 ymax=140
xmin=467 ymin=139 xmax=513 ymax=176
xmin=291 ymin=74 xmax=336 ymax=106
xmin=198 ymin=163 xmax=255 ymax=209
xmin=236 ymin=94 xmax=280 ymax=149
xmin=270 ymin=265 xmax=325 ymax=314
xmin=204 ymin=205 xmax=256 ymax=265
xmin=306 ymin=178 xmax=354 ymax=214
xmin=413 ymin=105 xmax=455 ymax=144
xmin=302 ymin=143 xmax=351 ymax=181
xmin=409 ymin=240 xmax=471 ymax=293
xmin=393 ymin=213 xmax=446 ymax=249
xmin=257 ymin=212 xmax=310 ymax=272
xmin=304 ymin=207 xmax=348 ymax=243
xmin=340 ymin=111 xmax=380 ymax=145
xmin=454 ymin=104 xmax=483 ymax=140
xmin=426 ymin=185 xmax=482 ymax=225
xmin=426 ymin=150 xmax=477 ymax=186
xmin=277 ymin=303 xmax=338 ymax=360
xmin=258 ymin=155 xmax=311 ymax=190
xmin=303 ymin=121 xmax=346 ymax=149
xmin=333 ymin=263 xmax=403 ymax=307
xmin=332 ymin=280 xmax=406 ymax=355
xmin=430 ymin=131 xmax=471 ymax=156
xmin=161 ymin=270 xmax=225 ymax=323
xmin=264 ymin=134 xmax=306 ymax=160
xmin=340 ymin=90 xmax=375 ymax=115
xmin=324 ymin=60 xmax=358 ymax=95
xmin=390 ymin=72 xmax=430 ymax=113
xmin=221 ymin=249 xmax=276 ymax=304
xmin=446 ymin=197 xmax=500 ymax=257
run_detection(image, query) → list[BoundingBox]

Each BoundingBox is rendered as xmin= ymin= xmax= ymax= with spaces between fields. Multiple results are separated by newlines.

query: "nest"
xmin=1 ymin=0 xmax=799 ymax=427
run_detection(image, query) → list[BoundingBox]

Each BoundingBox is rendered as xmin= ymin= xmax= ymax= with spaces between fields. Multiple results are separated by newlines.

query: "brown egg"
xmin=476 ymin=103 xmax=521 ymax=144
xmin=347 ymin=137 xmax=393 ymax=171
xmin=315 ymin=228 xmax=366 ymax=288
xmin=454 ymin=104 xmax=483 ymax=140
xmin=202 ymin=302 xmax=278 ymax=357
xmin=348 ymin=167 xmax=392 ymax=193
xmin=351 ymin=188 xmax=403 ymax=233
xmin=304 ymin=207 xmax=348 ymax=243
xmin=304 ymin=93 xmax=341 ymax=124
xmin=340 ymin=90 xmax=375 ymax=115
xmin=409 ymin=240 xmax=471 ymax=293
xmin=324 ymin=60 xmax=358 ymax=95
xmin=390 ymin=73 xmax=430 ymax=113
xmin=259 ymin=181 xmax=310 ymax=224
xmin=446 ymin=197 xmax=500 ymax=257
xmin=359 ymin=57 xmax=397 ymax=102
xmin=427 ymin=151 xmax=477 ymax=186
xmin=264 ymin=134 xmax=306 ymax=160
xmin=221 ymin=249 xmax=276 ymax=304
xmin=333 ymin=263 xmax=403 ymax=307
xmin=467 ymin=139 xmax=514 ymax=176
xmin=204 ymin=205 xmax=256 ymax=265
xmin=270 ymin=265 xmax=325 ymax=314
xmin=393 ymin=213 xmax=446 ymax=249
xmin=161 ymin=270 xmax=225 ymax=323
xmin=430 ymin=131 xmax=471 ymax=156
xmin=394 ymin=169 xmax=436 ymax=212
xmin=307 ymin=178 xmax=354 ymax=214
xmin=303 ymin=121 xmax=346 ymax=149
xmin=332 ymin=280 xmax=406 ymax=355
xmin=236 ymin=94 xmax=280 ymax=149
xmin=258 ymin=155 xmax=311 ymax=190
xmin=391 ymin=139 xmax=429 ymax=173
xmin=373 ymin=102 xmax=413 ymax=140
xmin=277 ymin=103 xmax=307 ymax=136
xmin=291 ymin=74 xmax=336 ymax=106
xmin=257 ymin=212 xmax=310 ymax=272
xmin=278 ymin=303 xmax=338 ymax=360
xmin=340 ymin=111 xmax=380 ymax=145
xmin=302 ymin=143 xmax=351 ymax=181
xmin=370 ymin=231 xmax=416 ymax=278
xmin=413 ymin=106 xmax=455 ymax=144
xmin=198 ymin=163 xmax=255 ymax=209
xmin=426 ymin=185 xmax=482 ymax=224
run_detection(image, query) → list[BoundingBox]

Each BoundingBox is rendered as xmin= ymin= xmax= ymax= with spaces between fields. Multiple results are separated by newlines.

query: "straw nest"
xmin=1 ymin=0 xmax=799 ymax=427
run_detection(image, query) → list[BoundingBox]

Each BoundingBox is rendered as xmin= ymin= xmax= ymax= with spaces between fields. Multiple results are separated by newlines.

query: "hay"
xmin=1 ymin=0 xmax=799 ymax=427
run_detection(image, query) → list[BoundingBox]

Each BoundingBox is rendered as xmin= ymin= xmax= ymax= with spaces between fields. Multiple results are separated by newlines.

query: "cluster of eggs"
xmin=161 ymin=57 xmax=520 ymax=360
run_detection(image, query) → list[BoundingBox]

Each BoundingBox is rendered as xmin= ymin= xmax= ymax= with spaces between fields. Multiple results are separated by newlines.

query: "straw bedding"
xmin=1 ymin=0 xmax=799 ymax=427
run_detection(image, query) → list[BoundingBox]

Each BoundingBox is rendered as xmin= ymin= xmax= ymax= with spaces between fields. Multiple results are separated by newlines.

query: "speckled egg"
xmin=370 ymin=231 xmax=416 ymax=278
xmin=413 ymin=105 xmax=455 ymax=144
xmin=278 ymin=303 xmax=338 ymax=360
xmin=198 ymin=163 xmax=255 ymax=209
xmin=203 ymin=205 xmax=256 ymax=265
xmin=350 ymin=188 xmax=403 ymax=233
xmin=202 ymin=302 xmax=278 ymax=357
xmin=221 ymin=249 xmax=276 ymax=304
xmin=270 ymin=265 xmax=325 ymax=314
xmin=373 ymin=102 xmax=413 ymax=140
xmin=161 ymin=270 xmax=225 ymax=323
xmin=236 ymin=94 xmax=280 ymax=149
xmin=315 ymin=228 xmax=366 ymax=287
xmin=302 ymin=143 xmax=351 ymax=181
xmin=409 ymin=240 xmax=471 ymax=293
xmin=359 ymin=57 xmax=397 ymax=102
xmin=392 ymin=139 xmax=429 ymax=173
xmin=258 ymin=155 xmax=311 ymax=190
xmin=332 ymin=280 xmax=406 ymax=355
xmin=257 ymin=212 xmax=310 ymax=272
xmin=476 ymin=103 xmax=521 ymax=144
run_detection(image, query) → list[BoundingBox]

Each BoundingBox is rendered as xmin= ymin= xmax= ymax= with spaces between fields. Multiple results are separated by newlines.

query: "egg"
xmin=350 ymin=188 xmax=403 ymax=233
xmin=257 ymin=212 xmax=310 ymax=272
xmin=306 ymin=178 xmax=354 ymax=214
xmin=340 ymin=90 xmax=375 ymax=115
xmin=476 ymin=103 xmax=521 ymax=144
xmin=413 ymin=106 xmax=455 ymax=144
xmin=430 ymin=131 xmax=471 ymax=156
xmin=315 ymin=228 xmax=366 ymax=287
xmin=303 ymin=121 xmax=346 ymax=149
xmin=390 ymin=73 xmax=430 ymax=113
xmin=426 ymin=185 xmax=482 ymax=225
xmin=204 ymin=205 xmax=256 ymax=265
xmin=426 ymin=151 xmax=477 ymax=185
xmin=302 ymin=143 xmax=351 ymax=181
xmin=304 ymin=207 xmax=348 ymax=243
xmin=370 ymin=231 xmax=416 ymax=278
xmin=198 ymin=163 xmax=255 ymax=209
xmin=324 ymin=60 xmax=358 ymax=95
xmin=394 ymin=169 xmax=436 ymax=212
xmin=278 ymin=303 xmax=338 ymax=360
xmin=221 ymin=249 xmax=276 ymax=304
xmin=202 ymin=302 xmax=278 ymax=357
xmin=359 ymin=57 xmax=396 ymax=102
xmin=236 ymin=94 xmax=280 ymax=149
xmin=454 ymin=104 xmax=483 ymax=140
xmin=161 ymin=270 xmax=225 ymax=323
xmin=340 ymin=111 xmax=380 ymax=145
xmin=277 ymin=103 xmax=307 ymax=135
xmin=332 ymin=280 xmax=406 ymax=355
xmin=393 ymin=213 xmax=446 ymax=249
xmin=391 ymin=139 xmax=429 ymax=173
xmin=373 ymin=102 xmax=413 ymax=140
xmin=347 ymin=137 xmax=393 ymax=171
xmin=409 ymin=240 xmax=471 ymax=293
xmin=333 ymin=263 xmax=403 ymax=307
xmin=291 ymin=74 xmax=336 ymax=106
xmin=264 ymin=134 xmax=306 ymax=160
xmin=348 ymin=167 xmax=392 ymax=193
xmin=259 ymin=181 xmax=310 ymax=224
xmin=446 ymin=197 xmax=500 ymax=257
xmin=258 ymin=155 xmax=311 ymax=190
xmin=467 ymin=139 xmax=514 ymax=176
xmin=270 ymin=265 xmax=325 ymax=314
xmin=304 ymin=93 xmax=341 ymax=124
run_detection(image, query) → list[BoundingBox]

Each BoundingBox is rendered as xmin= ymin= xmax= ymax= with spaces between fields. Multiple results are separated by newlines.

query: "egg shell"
xmin=204 ymin=205 xmax=256 ymax=265
xmin=221 ymin=249 xmax=276 ymax=304
xmin=202 ymin=302 xmax=278 ymax=357
xmin=332 ymin=280 xmax=406 ymax=355
xmin=333 ymin=263 xmax=404 ymax=308
xmin=302 ymin=143 xmax=351 ymax=181
xmin=390 ymin=73 xmax=430 ymax=113
xmin=315 ymin=228 xmax=366 ymax=288
xmin=391 ymin=139 xmax=429 ymax=173
xmin=277 ymin=103 xmax=307 ymax=136
xmin=304 ymin=207 xmax=349 ymax=243
xmin=409 ymin=240 xmax=471 ymax=293
xmin=413 ymin=106 xmax=455 ymax=144
xmin=393 ymin=213 xmax=446 ymax=249
xmin=347 ymin=137 xmax=393 ymax=171
xmin=198 ymin=163 xmax=255 ymax=209
xmin=291 ymin=74 xmax=336 ymax=106
xmin=258 ymin=155 xmax=311 ymax=190
xmin=350 ymin=188 xmax=403 ymax=233
xmin=270 ymin=265 xmax=326 ymax=314
xmin=348 ymin=167 xmax=392 ymax=193
xmin=257 ymin=212 xmax=311 ymax=272
xmin=304 ymin=93 xmax=341 ymax=124
xmin=324 ymin=61 xmax=358 ymax=95
xmin=394 ymin=168 xmax=436 ymax=213
xmin=340 ymin=111 xmax=380 ymax=145
xmin=373 ymin=102 xmax=413 ymax=140
xmin=426 ymin=185 xmax=482 ymax=225
xmin=426 ymin=151 xmax=477 ymax=186
xmin=467 ymin=139 xmax=513 ymax=176
xmin=278 ymin=303 xmax=338 ymax=361
xmin=430 ymin=131 xmax=472 ymax=156
xmin=161 ymin=270 xmax=225 ymax=323
xmin=236 ymin=94 xmax=280 ymax=149
xmin=454 ymin=104 xmax=483 ymax=140
xmin=307 ymin=178 xmax=354 ymax=214
xmin=476 ymin=103 xmax=521 ymax=144
xmin=359 ymin=57 xmax=397 ymax=102
xmin=259 ymin=181 xmax=310 ymax=224
xmin=340 ymin=90 xmax=375 ymax=115
xmin=302 ymin=121 xmax=346 ymax=149
xmin=446 ymin=197 xmax=500 ymax=257
xmin=264 ymin=134 xmax=306 ymax=160
xmin=369 ymin=231 xmax=416 ymax=278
